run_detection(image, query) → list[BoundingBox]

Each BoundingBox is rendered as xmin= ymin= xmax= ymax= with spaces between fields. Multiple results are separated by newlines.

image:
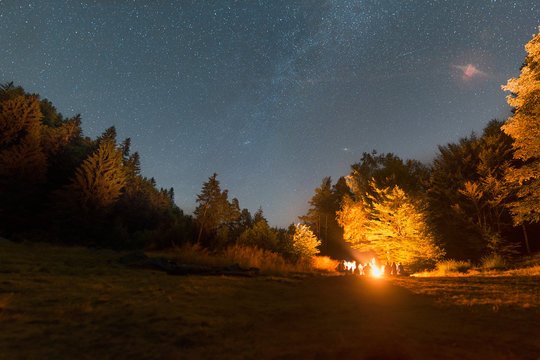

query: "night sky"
xmin=1 ymin=1 xmax=539 ymax=227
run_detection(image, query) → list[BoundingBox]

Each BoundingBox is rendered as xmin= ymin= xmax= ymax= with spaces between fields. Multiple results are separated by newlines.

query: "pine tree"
xmin=501 ymin=28 xmax=540 ymax=224
xmin=62 ymin=140 xmax=126 ymax=211
xmin=0 ymin=94 xmax=47 ymax=234
xmin=194 ymin=173 xmax=238 ymax=246
xmin=253 ymin=206 xmax=267 ymax=224
xmin=0 ymin=95 xmax=46 ymax=182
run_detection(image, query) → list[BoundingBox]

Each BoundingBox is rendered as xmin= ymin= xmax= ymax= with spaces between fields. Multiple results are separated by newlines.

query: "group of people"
xmin=337 ymin=259 xmax=406 ymax=277
xmin=383 ymin=261 xmax=406 ymax=276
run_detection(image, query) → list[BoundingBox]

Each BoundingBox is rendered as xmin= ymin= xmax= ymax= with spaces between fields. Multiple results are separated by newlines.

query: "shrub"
xmin=436 ymin=259 xmax=472 ymax=274
xmin=291 ymin=224 xmax=321 ymax=258
xmin=160 ymin=243 xmax=314 ymax=275
xmin=236 ymin=222 xmax=278 ymax=251
xmin=312 ymin=256 xmax=339 ymax=272
xmin=481 ymin=253 xmax=507 ymax=270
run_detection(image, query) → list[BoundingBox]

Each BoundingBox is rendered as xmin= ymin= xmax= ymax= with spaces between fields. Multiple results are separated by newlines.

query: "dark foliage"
xmin=0 ymin=83 xmax=194 ymax=249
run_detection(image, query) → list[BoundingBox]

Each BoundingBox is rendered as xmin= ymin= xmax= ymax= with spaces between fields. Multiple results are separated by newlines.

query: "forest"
xmin=1 ymin=31 xmax=539 ymax=272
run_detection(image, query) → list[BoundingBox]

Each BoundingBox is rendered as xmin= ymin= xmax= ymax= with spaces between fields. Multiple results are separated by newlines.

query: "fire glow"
xmin=341 ymin=258 xmax=384 ymax=278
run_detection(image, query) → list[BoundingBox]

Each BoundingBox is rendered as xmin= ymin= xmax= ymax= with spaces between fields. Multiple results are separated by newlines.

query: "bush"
xmin=481 ymin=253 xmax=507 ymax=270
xmin=291 ymin=224 xmax=321 ymax=258
xmin=436 ymin=259 xmax=472 ymax=274
xmin=312 ymin=256 xmax=339 ymax=272
xmin=159 ymin=243 xmax=314 ymax=275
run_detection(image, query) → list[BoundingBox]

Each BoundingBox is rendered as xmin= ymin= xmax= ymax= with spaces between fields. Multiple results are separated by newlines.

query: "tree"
xmin=291 ymin=224 xmax=321 ymax=258
xmin=299 ymin=176 xmax=351 ymax=258
xmin=0 ymin=95 xmax=47 ymax=234
xmin=253 ymin=206 xmax=267 ymax=224
xmin=456 ymin=121 xmax=521 ymax=258
xmin=61 ymin=140 xmax=126 ymax=212
xmin=194 ymin=173 xmax=239 ymax=247
xmin=501 ymin=28 xmax=540 ymax=225
xmin=239 ymin=208 xmax=253 ymax=230
xmin=336 ymin=195 xmax=369 ymax=248
xmin=338 ymin=182 xmax=444 ymax=267
xmin=0 ymin=95 xmax=46 ymax=183
xmin=349 ymin=151 xmax=429 ymax=204
xmin=426 ymin=134 xmax=484 ymax=260
xmin=237 ymin=221 xmax=278 ymax=250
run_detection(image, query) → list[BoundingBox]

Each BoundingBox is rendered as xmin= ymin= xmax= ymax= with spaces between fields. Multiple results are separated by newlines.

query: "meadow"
xmin=1 ymin=239 xmax=539 ymax=359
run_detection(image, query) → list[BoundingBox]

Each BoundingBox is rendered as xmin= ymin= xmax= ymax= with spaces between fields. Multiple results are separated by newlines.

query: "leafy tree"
xmin=237 ymin=221 xmax=278 ymax=250
xmin=501 ymin=28 xmax=540 ymax=225
xmin=456 ymin=121 xmax=521 ymax=258
xmin=426 ymin=134 xmax=484 ymax=259
xmin=338 ymin=182 xmax=444 ymax=267
xmin=349 ymin=151 xmax=429 ymax=204
xmin=299 ymin=176 xmax=351 ymax=258
xmin=291 ymin=224 xmax=321 ymax=258
xmin=275 ymin=224 xmax=296 ymax=255
xmin=426 ymin=121 xmax=528 ymax=259
xmin=336 ymin=195 xmax=369 ymax=247
xmin=366 ymin=184 xmax=444 ymax=266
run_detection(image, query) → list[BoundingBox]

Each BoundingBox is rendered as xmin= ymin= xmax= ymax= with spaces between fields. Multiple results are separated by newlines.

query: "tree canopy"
xmin=502 ymin=28 xmax=540 ymax=225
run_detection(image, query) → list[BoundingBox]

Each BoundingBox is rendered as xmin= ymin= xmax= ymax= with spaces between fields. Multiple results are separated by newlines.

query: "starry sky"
xmin=1 ymin=1 xmax=539 ymax=227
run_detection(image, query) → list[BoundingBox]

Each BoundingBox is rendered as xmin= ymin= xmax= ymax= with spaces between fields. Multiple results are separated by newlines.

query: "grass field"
xmin=1 ymin=239 xmax=539 ymax=359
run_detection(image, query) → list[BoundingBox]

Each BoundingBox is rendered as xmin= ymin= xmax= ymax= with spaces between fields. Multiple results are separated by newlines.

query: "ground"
xmin=1 ymin=239 xmax=539 ymax=359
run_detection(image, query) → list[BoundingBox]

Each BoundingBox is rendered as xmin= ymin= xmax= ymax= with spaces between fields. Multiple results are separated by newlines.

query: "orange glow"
xmin=341 ymin=258 xmax=384 ymax=278
xmin=370 ymin=258 xmax=383 ymax=278
xmin=343 ymin=260 xmax=357 ymax=272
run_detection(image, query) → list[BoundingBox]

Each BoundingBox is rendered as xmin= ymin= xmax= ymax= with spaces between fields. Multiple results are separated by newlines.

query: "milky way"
xmin=1 ymin=1 xmax=539 ymax=226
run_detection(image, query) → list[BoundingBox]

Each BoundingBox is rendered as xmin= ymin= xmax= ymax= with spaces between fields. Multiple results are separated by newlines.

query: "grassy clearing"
xmin=390 ymin=275 xmax=540 ymax=309
xmin=414 ymin=254 xmax=540 ymax=278
xmin=149 ymin=243 xmax=338 ymax=275
xmin=1 ymin=239 xmax=539 ymax=359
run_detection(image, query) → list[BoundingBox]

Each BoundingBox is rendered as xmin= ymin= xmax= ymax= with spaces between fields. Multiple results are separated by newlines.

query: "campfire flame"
xmin=341 ymin=258 xmax=384 ymax=277
xmin=371 ymin=258 xmax=383 ymax=278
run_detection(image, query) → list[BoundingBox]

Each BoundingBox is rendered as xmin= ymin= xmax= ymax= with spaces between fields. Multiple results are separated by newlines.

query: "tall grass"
xmin=481 ymin=253 xmax=507 ymax=270
xmin=436 ymin=259 xmax=472 ymax=274
xmin=221 ymin=245 xmax=311 ymax=274
xmin=158 ymin=243 xmax=324 ymax=275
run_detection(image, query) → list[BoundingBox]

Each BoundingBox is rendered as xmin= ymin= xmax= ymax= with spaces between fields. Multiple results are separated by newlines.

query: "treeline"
xmin=301 ymin=30 xmax=540 ymax=266
xmin=0 ymin=83 xmax=315 ymax=258
xmin=0 ymin=82 xmax=196 ymax=249
xmin=302 ymin=124 xmax=537 ymax=265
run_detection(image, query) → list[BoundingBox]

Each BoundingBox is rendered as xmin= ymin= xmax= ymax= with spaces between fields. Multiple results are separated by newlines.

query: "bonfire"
xmin=341 ymin=258 xmax=383 ymax=277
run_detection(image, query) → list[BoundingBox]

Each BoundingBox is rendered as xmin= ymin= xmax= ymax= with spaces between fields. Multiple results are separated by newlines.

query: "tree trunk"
xmin=197 ymin=201 xmax=209 ymax=244
xmin=522 ymin=224 xmax=531 ymax=255
xmin=325 ymin=214 xmax=328 ymax=252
